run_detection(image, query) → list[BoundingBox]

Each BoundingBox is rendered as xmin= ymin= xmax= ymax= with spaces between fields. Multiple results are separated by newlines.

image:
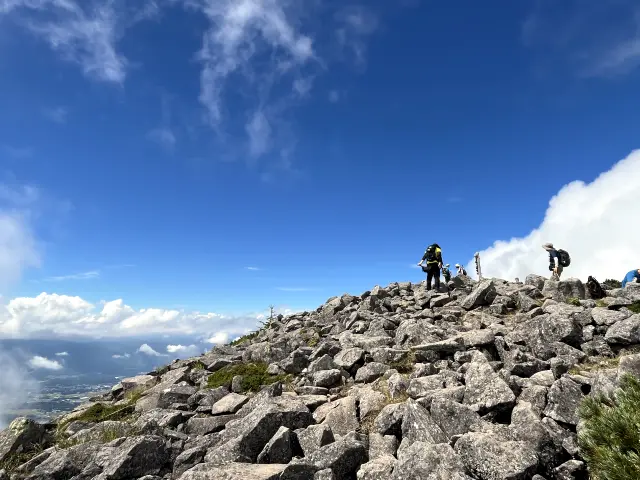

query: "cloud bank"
xmin=28 ymin=355 xmax=63 ymax=370
xmin=0 ymin=347 xmax=39 ymax=428
xmin=468 ymin=150 xmax=640 ymax=283
xmin=0 ymin=291 xmax=297 ymax=342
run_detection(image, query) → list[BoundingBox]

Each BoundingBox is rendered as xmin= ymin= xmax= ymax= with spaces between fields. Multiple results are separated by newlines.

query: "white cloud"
xmin=44 ymin=270 xmax=100 ymax=282
xmin=328 ymin=90 xmax=340 ymax=103
xmin=112 ymin=353 xmax=130 ymax=359
xmin=469 ymin=150 xmax=640 ymax=283
xmin=0 ymin=211 xmax=40 ymax=294
xmin=246 ymin=110 xmax=272 ymax=158
xmin=245 ymin=266 xmax=260 ymax=271
xmin=147 ymin=127 xmax=177 ymax=150
xmin=0 ymin=291 xmax=280 ymax=341
xmin=42 ymin=106 xmax=68 ymax=124
xmin=166 ymin=344 xmax=201 ymax=357
xmin=206 ymin=331 xmax=229 ymax=345
xmin=0 ymin=346 xmax=39 ymax=428
xmin=334 ymin=5 xmax=379 ymax=65
xmin=55 ymin=351 xmax=68 ymax=356
xmin=137 ymin=343 xmax=165 ymax=357
xmin=28 ymin=355 xmax=63 ymax=370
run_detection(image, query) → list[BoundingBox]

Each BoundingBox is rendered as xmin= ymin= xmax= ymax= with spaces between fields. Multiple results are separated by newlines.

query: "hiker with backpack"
xmin=418 ymin=244 xmax=443 ymax=291
xmin=455 ymin=263 xmax=467 ymax=276
xmin=442 ymin=264 xmax=451 ymax=282
xmin=542 ymin=243 xmax=570 ymax=281
xmin=622 ymin=269 xmax=640 ymax=288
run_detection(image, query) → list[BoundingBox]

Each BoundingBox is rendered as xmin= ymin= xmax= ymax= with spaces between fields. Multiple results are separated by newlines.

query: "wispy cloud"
xmin=245 ymin=266 xmax=260 ymax=271
xmin=147 ymin=127 xmax=177 ymax=150
xmin=137 ymin=343 xmax=167 ymax=357
xmin=328 ymin=90 xmax=341 ymax=103
xmin=55 ymin=351 xmax=69 ymax=356
xmin=523 ymin=1 xmax=640 ymax=78
xmin=44 ymin=270 xmax=100 ymax=282
xmin=42 ymin=106 xmax=68 ymax=124
xmin=2 ymin=145 xmax=34 ymax=160
xmin=334 ymin=5 xmax=379 ymax=66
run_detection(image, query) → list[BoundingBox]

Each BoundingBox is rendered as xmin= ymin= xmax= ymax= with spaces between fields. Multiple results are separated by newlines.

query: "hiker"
xmin=455 ymin=263 xmax=467 ymax=276
xmin=442 ymin=264 xmax=451 ymax=282
xmin=542 ymin=243 xmax=570 ymax=281
xmin=418 ymin=243 xmax=443 ymax=291
xmin=622 ymin=269 xmax=640 ymax=288
xmin=474 ymin=252 xmax=482 ymax=280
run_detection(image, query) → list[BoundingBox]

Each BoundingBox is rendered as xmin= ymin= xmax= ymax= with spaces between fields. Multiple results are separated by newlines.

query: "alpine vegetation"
xmin=2 ymin=275 xmax=640 ymax=479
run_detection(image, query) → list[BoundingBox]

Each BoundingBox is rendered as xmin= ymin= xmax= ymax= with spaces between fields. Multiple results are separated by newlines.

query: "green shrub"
xmin=578 ymin=374 xmax=640 ymax=480
xmin=206 ymin=362 xmax=289 ymax=392
xmin=69 ymin=403 xmax=135 ymax=424
xmin=566 ymin=297 xmax=581 ymax=306
xmin=192 ymin=361 xmax=206 ymax=370
xmin=628 ymin=302 xmax=640 ymax=314
xmin=603 ymin=279 xmax=622 ymax=289
xmin=230 ymin=331 xmax=259 ymax=346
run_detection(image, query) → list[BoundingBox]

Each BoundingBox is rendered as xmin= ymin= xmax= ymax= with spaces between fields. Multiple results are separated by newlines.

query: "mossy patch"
xmin=569 ymin=346 xmax=640 ymax=375
xmin=192 ymin=360 xmax=206 ymax=370
xmin=595 ymin=299 xmax=607 ymax=308
xmin=628 ymin=301 xmax=640 ymax=314
xmin=388 ymin=352 xmax=416 ymax=374
xmin=603 ymin=279 xmax=622 ymax=289
xmin=566 ymin=297 xmax=581 ymax=307
xmin=578 ymin=374 xmax=640 ymax=480
xmin=206 ymin=362 xmax=289 ymax=392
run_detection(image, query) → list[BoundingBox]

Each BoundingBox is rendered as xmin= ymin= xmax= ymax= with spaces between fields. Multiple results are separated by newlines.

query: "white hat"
xmin=455 ymin=263 xmax=460 ymax=268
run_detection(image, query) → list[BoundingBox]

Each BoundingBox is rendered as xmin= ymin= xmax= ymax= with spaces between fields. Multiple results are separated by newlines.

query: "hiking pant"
xmin=551 ymin=265 xmax=563 ymax=281
xmin=426 ymin=263 xmax=441 ymax=291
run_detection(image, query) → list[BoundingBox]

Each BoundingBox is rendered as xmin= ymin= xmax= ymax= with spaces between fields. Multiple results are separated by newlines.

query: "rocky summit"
xmin=2 ymin=275 xmax=640 ymax=480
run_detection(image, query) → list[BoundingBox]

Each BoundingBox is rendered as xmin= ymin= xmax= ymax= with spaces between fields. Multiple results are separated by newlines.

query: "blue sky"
xmin=1 ymin=0 xmax=640 ymax=342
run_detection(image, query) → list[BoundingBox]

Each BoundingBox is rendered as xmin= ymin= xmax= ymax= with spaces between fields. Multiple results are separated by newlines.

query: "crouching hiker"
xmin=542 ymin=243 xmax=570 ymax=281
xmin=418 ymin=243 xmax=443 ymax=291
xmin=455 ymin=263 xmax=467 ymax=276
xmin=622 ymin=269 xmax=640 ymax=288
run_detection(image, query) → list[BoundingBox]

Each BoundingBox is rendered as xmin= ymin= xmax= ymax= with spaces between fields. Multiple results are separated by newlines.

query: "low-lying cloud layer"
xmin=0 ymin=291 xmax=296 ymax=341
xmin=0 ymin=346 xmax=39 ymax=428
xmin=468 ymin=150 xmax=640 ymax=283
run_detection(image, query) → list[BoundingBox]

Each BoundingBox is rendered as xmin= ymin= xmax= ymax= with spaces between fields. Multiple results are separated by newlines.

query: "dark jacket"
xmin=422 ymin=245 xmax=443 ymax=265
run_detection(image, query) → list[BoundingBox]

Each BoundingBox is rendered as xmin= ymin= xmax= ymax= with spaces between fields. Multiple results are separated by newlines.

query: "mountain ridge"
xmin=2 ymin=274 xmax=640 ymax=479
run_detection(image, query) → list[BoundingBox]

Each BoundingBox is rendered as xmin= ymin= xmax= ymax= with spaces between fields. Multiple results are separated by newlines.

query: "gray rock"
xmin=554 ymin=460 xmax=586 ymax=480
xmin=354 ymin=362 xmax=389 ymax=383
xmin=308 ymin=354 xmax=338 ymax=374
xmin=121 ymin=374 xmax=158 ymax=393
xmin=211 ymin=393 xmax=249 ymax=415
xmin=550 ymin=355 xmax=578 ymax=379
xmin=313 ymin=468 xmax=335 ymax=479
xmin=296 ymin=424 xmax=335 ymax=456
xmin=368 ymin=433 xmax=398 ymax=459
xmin=333 ymin=348 xmax=365 ymax=371
xmin=27 ymin=443 xmax=102 ymax=479
xmin=454 ymin=433 xmax=538 ymax=480
xmin=173 ymin=446 xmax=206 ymax=478
xmin=179 ymin=462 xmax=286 ymax=479
xmin=461 ymin=280 xmax=497 ymax=310
xmin=280 ymin=349 xmax=311 ymax=374
xmin=406 ymin=375 xmax=445 ymax=398
xmin=313 ymin=397 xmax=359 ymax=437
xmin=313 ymin=369 xmax=343 ymax=388
xmin=543 ymin=377 xmax=584 ymax=425
xmin=283 ymin=439 xmax=368 ymax=479
xmin=401 ymin=399 xmax=447 ymax=445
xmin=185 ymin=415 xmax=236 ymax=435
xmin=98 ymin=435 xmax=169 ymax=480
xmin=463 ymin=354 xmax=515 ymax=413
xmin=387 ymin=373 xmax=409 ymax=399
xmin=0 ymin=417 xmax=45 ymax=463
xmin=518 ymin=386 xmax=548 ymax=415
xmin=157 ymin=385 xmax=198 ymax=409
xmin=605 ymin=314 xmax=640 ymax=344
xmin=357 ymin=455 xmax=396 ymax=480
xmin=188 ymin=387 xmax=229 ymax=409
xmin=430 ymin=398 xmax=482 ymax=439
xmin=215 ymin=396 xmax=314 ymax=462
xmin=591 ymin=307 xmax=629 ymax=326
xmin=372 ymin=403 xmax=405 ymax=437
xmin=391 ymin=442 xmax=468 ymax=480
xmin=256 ymin=426 xmax=294 ymax=464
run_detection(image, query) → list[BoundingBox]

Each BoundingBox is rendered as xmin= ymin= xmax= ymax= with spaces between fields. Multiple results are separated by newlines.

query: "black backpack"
xmin=425 ymin=244 xmax=437 ymax=263
xmin=557 ymin=249 xmax=571 ymax=267
xmin=587 ymin=276 xmax=605 ymax=299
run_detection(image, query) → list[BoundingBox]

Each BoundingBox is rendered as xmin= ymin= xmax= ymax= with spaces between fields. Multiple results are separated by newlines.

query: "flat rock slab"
xmin=211 ymin=393 xmax=249 ymax=415
xmin=179 ymin=462 xmax=286 ymax=480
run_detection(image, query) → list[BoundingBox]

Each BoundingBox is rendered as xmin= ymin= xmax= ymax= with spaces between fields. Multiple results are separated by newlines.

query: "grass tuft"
xmin=628 ymin=301 xmax=640 ymax=314
xmin=578 ymin=374 xmax=640 ymax=480
xmin=229 ymin=331 xmax=259 ymax=346
xmin=566 ymin=297 xmax=581 ymax=307
xmin=192 ymin=360 xmax=206 ymax=370
xmin=206 ymin=362 xmax=289 ymax=392
xmin=388 ymin=352 xmax=416 ymax=374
